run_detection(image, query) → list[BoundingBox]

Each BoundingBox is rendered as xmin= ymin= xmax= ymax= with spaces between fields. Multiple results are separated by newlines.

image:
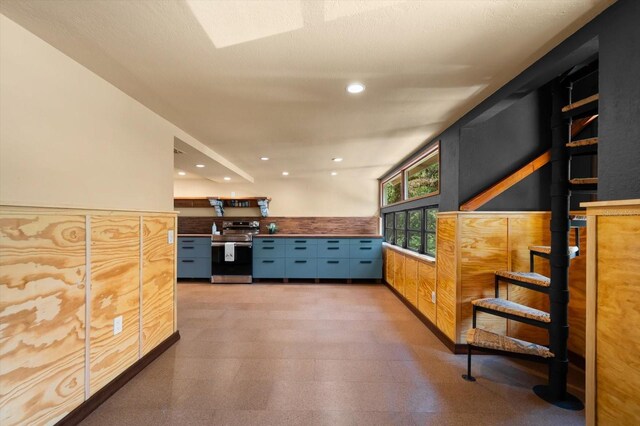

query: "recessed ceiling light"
xmin=178 ymin=171 xmax=186 ymax=176
xmin=282 ymin=171 xmax=289 ymax=176
xmin=332 ymin=157 xmax=343 ymax=162
xmin=331 ymin=172 xmax=338 ymax=176
xmin=195 ymin=164 xmax=205 ymax=168
xmin=346 ymin=82 xmax=365 ymax=94
xmin=223 ymin=177 xmax=231 ymax=181
xmin=260 ymin=157 xmax=269 ymax=161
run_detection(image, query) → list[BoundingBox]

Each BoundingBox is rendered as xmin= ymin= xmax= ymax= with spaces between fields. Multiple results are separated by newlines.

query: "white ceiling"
xmin=0 ymin=0 xmax=615 ymax=184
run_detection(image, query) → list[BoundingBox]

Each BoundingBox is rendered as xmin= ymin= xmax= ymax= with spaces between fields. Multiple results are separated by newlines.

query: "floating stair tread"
xmin=528 ymin=245 xmax=579 ymax=256
xmin=570 ymin=177 xmax=598 ymax=185
xmin=473 ymin=298 xmax=551 ymax=323
xmin=566 ymin=137 xmax=598 ymax=148
xmin=562 ymin=94 xmax=599 ymax=113
xmin=495 ymin=271 xmax=551 ymax=287
xmin=466 ymin=328 xmax=554 ymax=358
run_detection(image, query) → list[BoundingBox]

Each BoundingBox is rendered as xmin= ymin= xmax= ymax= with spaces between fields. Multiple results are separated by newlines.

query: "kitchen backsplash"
xmin=178 ymin=216 xmax=380 ymax=235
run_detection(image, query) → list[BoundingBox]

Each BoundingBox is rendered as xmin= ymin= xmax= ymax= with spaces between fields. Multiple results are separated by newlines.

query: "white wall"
xmin=1 ymin=15 xmax=194 ymax=212
xmin=174 ymin=176 xmax=380 ymax=217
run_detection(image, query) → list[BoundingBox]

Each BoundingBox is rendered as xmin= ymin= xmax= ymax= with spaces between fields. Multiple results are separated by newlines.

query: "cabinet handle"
xmin=181 ymin=260 xmax=195 ymax=263
xmin=360 ymin=260 xmax=372 ymax=264
xmin=263 ymin=240 xmax=275 ymax=243
xmin=327 ymin=260 xmax=339 ymax=264
xmin=295 ymin=260 xmax=307 ymax=264
xmin=182 ymin=246 xmax=194 ymax=249
xmin=327 ymin=247 xmax=339 ymax=250
xmin=263 ymin=247 xmax=274 ymax=250
xmin=327 ymin=240 xmax=339 ymax=243
xmin=294 ymin=240 xmax=307 ymax=243
xmin=294 ymin=247 xmax=307 ymax=250
xmin=359 ymin=247 xmax=372 ymax=250
xmin=182 ymin=239 xmax=195 ymax=243
xmin=262 ymin=260 xmax=275 ymax=264
xmin=360 ymin=240 xmax=372 ymax=243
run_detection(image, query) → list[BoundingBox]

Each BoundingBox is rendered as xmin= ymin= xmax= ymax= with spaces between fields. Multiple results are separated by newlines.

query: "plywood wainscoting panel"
xmin=404 ymin=257 xmax=418 ymax=307
xmin=90 ymin=216 xmax=140 ymax=395
xmin=0 ymin=214 xmax=86 ymax=426
xmin=507 ymin=214 xmax=550 ymax=346
xmin=142 ymin=216 xmax=175 ymax=355
xmin=595 ymin=214 xmax=640 ymax=425
xmin=436 ymin=216 xmax=457 ymax=342
xmin=568 ymin=228 xmax=587 ymax=358
xmin=384 ymin=248 xmax=395 ymax=287
xmin=417 ymin=261 xmax=436 ymax=325
xmin=459 ymin=217 xmax=508 ymax=342
xmin=393 ymin=253 xmax=405 ymax=297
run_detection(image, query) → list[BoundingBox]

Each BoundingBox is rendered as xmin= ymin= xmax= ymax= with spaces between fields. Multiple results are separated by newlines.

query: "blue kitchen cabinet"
xmin=177 ymin=236 xmax=212 ymax=279
xmin=253 ymin=236 xmax=382 ymax=280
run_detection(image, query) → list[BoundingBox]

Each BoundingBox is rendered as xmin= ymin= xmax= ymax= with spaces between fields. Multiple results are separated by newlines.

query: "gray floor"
xmin=81 ymin=283 xmax=586 ymax=425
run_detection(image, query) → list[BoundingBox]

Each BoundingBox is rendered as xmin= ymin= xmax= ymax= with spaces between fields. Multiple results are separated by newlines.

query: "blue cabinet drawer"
xmin=285 ymin=238 xmax=317 ymax=246
xmin=349 ymin=243 xmax=382 ymax=259
xmin=254 ymin=243 xmax=286 ymax=258
xmin=254 ymin=238 xmax=285 ymax=247
xmin=178 ymin=236 xmax=211 ymax=247
xmin=285 ymin=244 xmax=318 ymax=258
xmin=285 ymin=258 xmax=317 ymax=278
xmin=317 ymin=258 xmax=350 ymax=278
xmin=253 ymin=258 xmax=285 ymax=278
xmin=178 ymin=243 xmax=211 ymax=259
xmin=177 ymin=257 xmax=211 ymax=278
xmin=349 ymin=258 xmax=382 ymax=279
xmin=317 ymin=239 xmax=350 ymax=257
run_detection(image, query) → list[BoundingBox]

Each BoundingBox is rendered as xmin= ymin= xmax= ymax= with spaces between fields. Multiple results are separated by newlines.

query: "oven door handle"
xmin=211 ymin=242 xmax=253 ymax=247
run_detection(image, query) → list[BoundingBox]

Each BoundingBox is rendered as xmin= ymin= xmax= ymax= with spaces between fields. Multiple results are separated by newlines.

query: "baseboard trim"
xmin=384 ymin=281 xmax=587 ymax=366
xmin=58 ymin=331 xmax=181 ymax=426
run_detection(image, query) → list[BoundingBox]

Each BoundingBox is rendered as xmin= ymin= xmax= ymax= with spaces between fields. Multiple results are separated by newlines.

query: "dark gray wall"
xmin=598 ymin=0 xmax=640 ymax=200
xmin=459 ymin=88 xmax=552 ymax=211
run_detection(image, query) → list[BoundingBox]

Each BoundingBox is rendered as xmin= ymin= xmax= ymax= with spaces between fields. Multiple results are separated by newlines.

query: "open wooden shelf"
xmin=174 ymin=196 xmax=271 ymax=209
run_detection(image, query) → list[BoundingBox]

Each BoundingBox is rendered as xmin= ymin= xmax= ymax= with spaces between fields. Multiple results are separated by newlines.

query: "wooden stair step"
xmin=495 ymin=271 xmax=550 ymax=287
xmin=562 ymin=94 xmax=599 ymax=113
xmin=473 ymin=298 xmax=551 ymax=323
xmin=528 ymin=245 xmax=579 ymax=256
xmin=466 ymin=328 xmax=554 ymax=358
xmin=566 ymin=137 xmax=598 ymax=148
xmin=569 ymin=177 xmax=598 ymax=185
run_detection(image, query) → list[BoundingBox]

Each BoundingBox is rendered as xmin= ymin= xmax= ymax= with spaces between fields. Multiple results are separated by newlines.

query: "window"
xmin=407 ymin=209 xmax=422 ymax=252
xmin=395 ymin=211 xmax=406 ymax=247
xmin=424 ymin=207 xmax=437 ymax=256
xmin=383 ymin=205 xmax=437 ymax=257
xmin=384 ymin=213 xmax=395 ymax=243
xmin=407 ymin=150 xmax=439 ymax=200
xmin=380 ymin=141 xmax=439 ymax=207
xmin=382 ymin=174 xmax=402 ymax=206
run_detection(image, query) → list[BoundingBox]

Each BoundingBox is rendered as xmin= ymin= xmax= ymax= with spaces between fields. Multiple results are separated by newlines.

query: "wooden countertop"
xmin=254 ymin=234 xmax=383 ymax=238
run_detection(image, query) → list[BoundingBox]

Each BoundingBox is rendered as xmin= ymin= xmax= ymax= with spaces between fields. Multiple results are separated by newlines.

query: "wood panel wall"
xmin=436 ymin=215 xmax=458 ymax=342
xmin=0 ymin=208 xmax=176 ymax=426
xmin=90 ymin=216 xmax=140 ymax=394
xmin=178 ymin=216 xmax=379 ymax=235
xmin=383 ymin=245 xmax=437 ymax=329
xmin=142 ymin=216 xmax=175 ymax=355
xmin=0 ymin=215 xmax=86 ymax=426
xmin=585 ymin=201 xmax=640 ymax=426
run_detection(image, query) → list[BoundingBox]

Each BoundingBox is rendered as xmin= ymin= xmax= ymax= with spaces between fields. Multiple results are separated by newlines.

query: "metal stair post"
xmin=533 ymin=78 xmax=583 ymax=410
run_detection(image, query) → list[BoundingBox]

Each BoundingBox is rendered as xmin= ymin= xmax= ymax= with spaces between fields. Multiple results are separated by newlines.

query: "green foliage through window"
xmin=384 ymin=206 xmax=437 ymax=256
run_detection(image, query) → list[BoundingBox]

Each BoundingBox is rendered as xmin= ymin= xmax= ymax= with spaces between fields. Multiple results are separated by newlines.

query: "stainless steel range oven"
xmin=211 ymin=221 xmax=259 ymax=283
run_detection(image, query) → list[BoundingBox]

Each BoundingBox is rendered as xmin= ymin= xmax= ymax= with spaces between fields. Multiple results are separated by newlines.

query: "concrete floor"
xmin=81 ymin=283 xmax=586 ymax=425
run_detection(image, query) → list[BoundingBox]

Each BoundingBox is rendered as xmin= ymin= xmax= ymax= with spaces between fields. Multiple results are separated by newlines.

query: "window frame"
xmin=383 ymin=204 xmax=438 ymax=258
xmin=379 ymin=141 xmax=440 ymax=208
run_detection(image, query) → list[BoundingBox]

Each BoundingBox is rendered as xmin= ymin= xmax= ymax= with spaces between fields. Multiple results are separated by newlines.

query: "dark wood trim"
xmin=57 ymin=331 xmax=181 ymax=426
xmin=383 ymin=280 xmax=457 ymax=353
